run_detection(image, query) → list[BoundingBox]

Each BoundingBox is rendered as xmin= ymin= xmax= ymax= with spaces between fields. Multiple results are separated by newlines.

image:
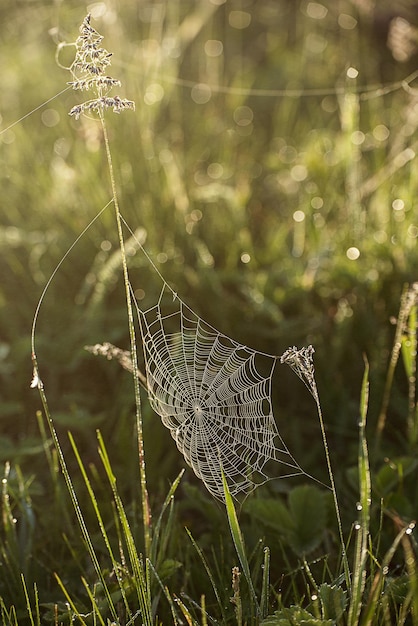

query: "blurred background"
xmin=1 ymin=0 xmax=418 ymax=525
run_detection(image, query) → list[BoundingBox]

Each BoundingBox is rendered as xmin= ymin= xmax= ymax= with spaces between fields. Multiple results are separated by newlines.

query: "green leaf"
xmin=222 ymin=470 xmax=260 ymax=615
xmin=245 ymin=498 xmax=294 ymax=535
xmin=318 ymin=583 xmax=347 ymax=620
xmin=245 ymin=487 xmax=329 ymax=556
xmin=261 ymin=606 xmax=333 ymax=625
xmin=287 ymin=486 xmax=328 ymax=555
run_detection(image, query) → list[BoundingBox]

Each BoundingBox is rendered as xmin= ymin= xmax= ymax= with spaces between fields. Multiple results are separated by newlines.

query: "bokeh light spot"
xmin=229 ymin=10 xmax=251 ymax=29
xmin=347 ymin=67 xmax=358 ymax=79
xmin=191 ymin=83 xmax=212 ymax=104
xmin=293 ymin=210 xmax=305 ymax=222
xmin=306 ymin=2 xmax=328 ymax=19
xmin=204 ymin=39 xmax=223 ymax=57
xmin=41 ymin=109 xmax=60 ymax=127
xmin=346 ymin=247 xmax=360 ymax=260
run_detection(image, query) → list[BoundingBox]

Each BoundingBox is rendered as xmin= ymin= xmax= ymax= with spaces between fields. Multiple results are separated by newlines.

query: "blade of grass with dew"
xmin=97 ymin=430 xmax=153 ymax=625
xmin=147 ymin=559 xmax=180 ymax=625
xmin=54 ymin=573 xmax=89 ymax=626
xmin=222 ymin=469 xmax=260 ymax=619
xmin=401 ymin=290 xmax=418 ymax=445
xmin=303 ymin=556 xmax=319 ymax=599
xmin=80 ymin=577 xmax=107 ymax=626
xmin=68 ymin=431 xmax=132 ymax=619
xmin=347 ymin=358 xmax=371 ymax=626
xmin=1 ymin=463 xmax=20 ymax=593
xmin=35 ymin=410 xmax=67 ymax=515
xmin=180 ymin=593 xmax=218 ymax=626
xmin=0 ymin=600 xmax=18 ymax=626
xmin=173 ymin=594 xmax=199 ymax=626
xmin=399 ymin=520 xmax=418 ymax=623
xmin=260 ymin=546 xmax=271 ymax=619
xmin=125 ymin=609 xmax=142 ymax=626
xmin=21 ymin=576 xmax=40 ymax=626
xmin=185 ymin=527 xmax=226 ymax=622
xmin=150 ymin=469 xmax=185 ymax=568
xmin=375 ymin=284 xmax=415 ymax=444
xmin=153 ymin=499 xmax=175 ymax=566
xmin=360 ymin=521 xmax=416 ymax=626
xmin=37 ymin=411 xmax=76 ymax=533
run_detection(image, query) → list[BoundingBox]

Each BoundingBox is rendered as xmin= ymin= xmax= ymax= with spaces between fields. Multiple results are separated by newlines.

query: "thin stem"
xmin=375 ymin=284 xmax=410 ymax=443
xmin=314 ymin=392 xmax=351 ymax=591
xmin=30 ymin=353 xmax=118 ymax=622
xmin=348 ymin=360 xmax=371 ymax=626
xmin=280 ymin=346 xmax=351 ymax=589
xmin=99 ymin=111 xmax=151 ymax=557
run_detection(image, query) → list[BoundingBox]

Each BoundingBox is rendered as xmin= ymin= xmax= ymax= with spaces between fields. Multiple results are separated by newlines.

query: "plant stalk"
xmin=99 ymin=111 xmax=151 ymax=557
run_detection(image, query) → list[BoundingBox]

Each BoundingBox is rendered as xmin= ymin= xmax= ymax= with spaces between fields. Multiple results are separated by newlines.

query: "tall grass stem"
xmin=347 ymin=360 xmax=371 ymax=626
xmin=99 ymin=111 xmax=152 ymax=557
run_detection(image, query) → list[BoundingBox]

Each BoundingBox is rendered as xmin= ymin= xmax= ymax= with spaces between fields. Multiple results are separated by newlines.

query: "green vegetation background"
xmin=1 ymin=0 xmax=418 ymax=621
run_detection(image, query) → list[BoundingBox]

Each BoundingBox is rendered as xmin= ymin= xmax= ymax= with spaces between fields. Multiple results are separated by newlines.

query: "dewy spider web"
xmin=134 ymin=277 xmax=312 ymax=501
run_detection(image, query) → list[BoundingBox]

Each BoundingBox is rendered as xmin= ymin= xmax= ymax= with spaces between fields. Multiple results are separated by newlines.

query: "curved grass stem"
xmin=99 ymin=111 xmax=152 ymax=557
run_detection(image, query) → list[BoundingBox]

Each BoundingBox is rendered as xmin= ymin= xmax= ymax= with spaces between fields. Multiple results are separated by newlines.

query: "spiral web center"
xmin=193 ymin=403 xmax=204 ymax=418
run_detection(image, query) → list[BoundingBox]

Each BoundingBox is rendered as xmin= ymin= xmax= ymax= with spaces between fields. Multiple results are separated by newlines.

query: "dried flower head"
xmin=280 ymin=345 xmax=318 ymax=400
xmin=68 ymin=14 xmax=134 ymax=119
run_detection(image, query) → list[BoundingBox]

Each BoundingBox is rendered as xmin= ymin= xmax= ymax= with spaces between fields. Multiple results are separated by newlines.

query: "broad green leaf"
xmin=261 ymin=606 xmax=333 ymax=625
xmin=245 ymin=498 xmax=294 ymax=535
xmin=318 ymin=583 xmax=347 ymax=620
xmin=245 ymin=487 xmax=329 ymax=556
xmin=287 ymin=485 xmax=328 ymax=555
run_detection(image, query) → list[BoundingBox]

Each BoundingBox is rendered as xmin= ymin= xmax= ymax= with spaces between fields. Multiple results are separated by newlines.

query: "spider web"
xmin=136 ymin=284 xmax=308 ymax=501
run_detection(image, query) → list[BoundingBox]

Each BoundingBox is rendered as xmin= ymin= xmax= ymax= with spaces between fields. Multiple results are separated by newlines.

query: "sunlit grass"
xmin=1 ymin=1 xmax=418 ymax=623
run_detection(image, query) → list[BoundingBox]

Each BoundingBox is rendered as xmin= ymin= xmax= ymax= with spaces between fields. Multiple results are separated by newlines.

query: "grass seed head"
xmin=67 ymin=13 xmax=134 ymax=118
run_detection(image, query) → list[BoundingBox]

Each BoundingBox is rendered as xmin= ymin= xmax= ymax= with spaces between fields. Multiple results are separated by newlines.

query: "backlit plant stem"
xmin=100 ymin=111 xmax=152 ymax=556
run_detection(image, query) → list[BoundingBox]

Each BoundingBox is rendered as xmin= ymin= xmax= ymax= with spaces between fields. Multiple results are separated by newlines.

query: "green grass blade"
xmin=348 ymin=359 xmax=371 ymax=626
xmin=54 ymin=573 xmax=89 ymax=626
xmin=147 ymin=558 xmax=179 ymax=625
xmin=402 ymin=296 xmax=418 ymax=444
xmin=20 ymin=576 xmax=37 ymax=626
xmin=68 ymin=431 xmax=131 ymax=619
xmin=174 ymin=594 xmax=200 ymax=626
xmin=0 ymin=599 xmax=18 ymax=626
xmin=150 ymin=469 xmax=184 ymax=567
xmin=80 ymin=577 xmax=107 ymax=626
xmin=222 ymin=470 xmax=260 ymax=618
xmin=180 ymin=593 xmax=219 ymax=626
xmin=360 ymin=522 xmax=415 ymax=625
xmin=31 ymin=377 xmax=120 ymax=623
xmin=185 ymin=527 xmax=226 ymax=621
xmin=376 ymin=284 xmax=415 ymax=444
xmin=97 ymin=431 xmax=153 ymax=625
xmin=260 ymin=546 xmax=271 ymax=619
